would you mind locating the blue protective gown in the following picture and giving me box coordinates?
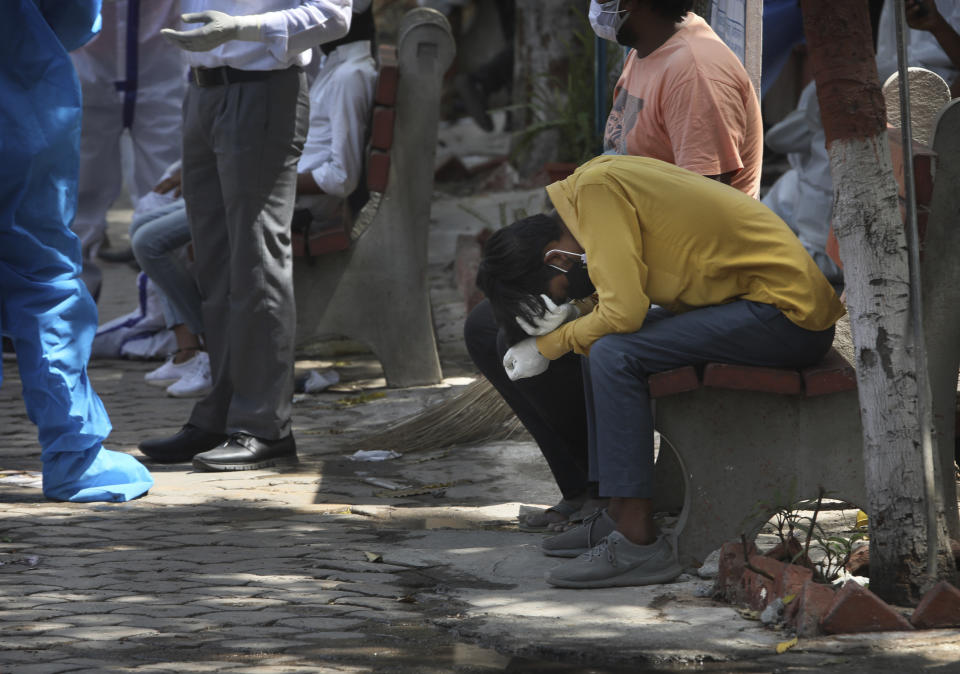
[0,0,153,502]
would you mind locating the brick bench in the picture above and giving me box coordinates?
[648,348,857,399]
[649,349,866,565]
[292,8,454,387]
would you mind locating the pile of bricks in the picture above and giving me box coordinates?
[714,540,960,636]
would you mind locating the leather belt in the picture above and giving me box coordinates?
[190,66,282,87]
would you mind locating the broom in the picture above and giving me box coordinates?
[352,377,524,453]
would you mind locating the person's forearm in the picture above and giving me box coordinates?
[929,14,960,75]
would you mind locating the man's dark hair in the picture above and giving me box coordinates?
[649,0,694,22]
[476,212,564,345]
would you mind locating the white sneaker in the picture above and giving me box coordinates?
[165,351,213,398]
[145,351,202,387]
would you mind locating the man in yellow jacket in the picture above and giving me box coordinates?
[477,154,844,588]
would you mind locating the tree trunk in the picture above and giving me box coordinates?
[511,0,582,176]
[801,0,957,604]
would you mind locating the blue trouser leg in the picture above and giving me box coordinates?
[0,0,152,502]
[584,301,834,498]
[130,201,204,334]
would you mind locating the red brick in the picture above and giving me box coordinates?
[791,580,836,637]
[367,151,390,193]
[911,581,960,629]
[649,366,700,398]
[374,46,398,105]
[306,225,350,256]
[802,348,858,397]
[775,562,814,600]
[739,555,786,610]
[844,545,870,576]
[764,535,804,562]
[714,540,758,602]
[821,581,914,634]
[703,363,803,395]
[370,106,395,151]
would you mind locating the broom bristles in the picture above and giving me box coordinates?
[352,377,524,453]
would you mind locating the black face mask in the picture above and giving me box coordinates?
[563,263,596,301]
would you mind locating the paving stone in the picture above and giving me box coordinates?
[0,635,77,650]
[131,662,238,672]
[2,663,88,674]
[52,613,130,627]
[190,609,299,625]
[45,624,161,640]
[217,637,305,652]
[98,580,207,593]
[910,580,960,628]
[0,620,74,634]
[289,630,366,641]
[113,615,220,633]
[184,596,289,609]
[0,608,78,621]
[821,581,914,634]
[0,597,73,609]
[275,616,368,631]
[109,604,215,618]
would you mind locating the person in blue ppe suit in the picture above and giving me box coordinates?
[0,0,154,502]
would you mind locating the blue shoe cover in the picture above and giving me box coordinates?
[43,447,154,503]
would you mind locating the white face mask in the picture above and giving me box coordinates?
[588,0,631,44]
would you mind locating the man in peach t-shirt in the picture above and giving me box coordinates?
[605,8,763,197]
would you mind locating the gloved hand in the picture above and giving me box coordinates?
[516,294,580,336]
[502,338,550,381]
[161,11,263,52]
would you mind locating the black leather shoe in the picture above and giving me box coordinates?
[138,424,227,464]
[192,433,297,472]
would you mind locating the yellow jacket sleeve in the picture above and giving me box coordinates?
[536,183,652,359]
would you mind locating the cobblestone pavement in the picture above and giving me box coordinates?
[2,192,960,673]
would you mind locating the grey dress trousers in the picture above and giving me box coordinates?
[181,66,309,440]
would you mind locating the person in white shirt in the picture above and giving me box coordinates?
[875,0,960,94]
[130,3,375,405]
[138,0,352,472]
[296,2,377,222]
[763,0,960,289]
[70,0,186,295]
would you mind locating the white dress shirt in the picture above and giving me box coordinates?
[297,40,377,219]
[176,0,352,70]
[876,0,960,85]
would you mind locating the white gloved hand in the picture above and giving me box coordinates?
[502,338,550,381]
[516,294,580,336]
[161,11,263,52]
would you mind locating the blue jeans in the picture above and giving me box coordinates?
[583,301,835,498]
[129,200,204,335]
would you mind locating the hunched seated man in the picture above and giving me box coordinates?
[476,154,844,588]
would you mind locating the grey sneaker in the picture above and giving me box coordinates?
[545,532,683,588]
[541,509,616,558]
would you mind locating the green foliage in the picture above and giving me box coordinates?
[766,490,868,584]
[512,10,622,165]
